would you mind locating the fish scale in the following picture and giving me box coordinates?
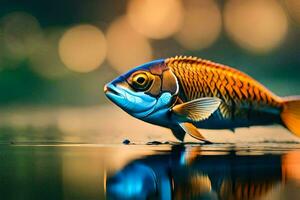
[105,55,300,142]
[166,56,282,120]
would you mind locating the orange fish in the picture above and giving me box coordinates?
[104,56,300,143]
[106,147,283,199]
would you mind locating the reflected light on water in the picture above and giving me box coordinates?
[58,24,106,73]
[224,0,288,54]
[127,0,183,39]
[3,144,300,199]
[175,0,221,50]
[61,146,156,199]
[183,174,212,197]
[282,151,300,184]
[106,146,288,200]
[62,149,104,199]
[2,12,43,59]
[106,16,152,73]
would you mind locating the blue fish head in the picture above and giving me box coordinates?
[104,59,179,120]
[106,163,157,199]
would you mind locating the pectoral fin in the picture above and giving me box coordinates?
[172,97,221,121]
[179,122,212,144]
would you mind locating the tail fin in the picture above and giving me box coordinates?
[281,96,300,137]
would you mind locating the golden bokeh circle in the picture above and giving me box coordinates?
[59,24,106,73]
[127,0,183,39]
[224,0,288,53]
[106,16,152,73]
[175,0,222,50]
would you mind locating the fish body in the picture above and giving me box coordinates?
[104,56,300,143]
[106,147,283,200]
[166,56,283,129]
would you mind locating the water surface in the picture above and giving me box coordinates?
[1,143,300,200]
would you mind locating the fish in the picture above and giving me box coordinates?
[104,56,300,143]
[106,146,283,200]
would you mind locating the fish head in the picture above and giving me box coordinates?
[106,163,157,199]
[104,59,179,120]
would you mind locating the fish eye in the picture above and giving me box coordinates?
[136,76,146,84]
[131,72,152,91]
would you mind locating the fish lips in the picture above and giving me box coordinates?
[104,83,125,102]
[104,83,158,117]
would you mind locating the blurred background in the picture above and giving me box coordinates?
[0,0,300,143]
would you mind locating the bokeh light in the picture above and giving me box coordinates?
[2,12,43,59]
[175,0,221,50]
[106,16,152,73]
[224,0,288,53]
[127,0,183,39]
[58,24,106,73]
[285,0,300,25]
[30,28,70,79]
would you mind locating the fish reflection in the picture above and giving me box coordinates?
[106,146,283,200]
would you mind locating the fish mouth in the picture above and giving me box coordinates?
[105,86,119,96]
[104,84,123,98]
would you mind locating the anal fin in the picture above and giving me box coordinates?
[179,122,212,144]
